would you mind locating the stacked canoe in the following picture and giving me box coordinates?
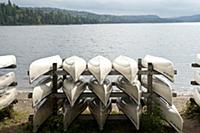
[28,55,183,133]
[0,55,17,111]
[191,54,200,107]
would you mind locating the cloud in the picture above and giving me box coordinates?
[1,0,200,17]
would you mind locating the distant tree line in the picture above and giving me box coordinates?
[1,0,200,25]
[0,0,100,25]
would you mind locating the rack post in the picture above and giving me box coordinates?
[52,63,58,114]
[138,58,142,82]
[147,63,153,113]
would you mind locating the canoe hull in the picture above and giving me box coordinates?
[63,77,86,106]
[89,98,112,130]
[0,87,17,110]
[0,72,16,87]
[63,56,86,82]
[29,55,62,83]
[152,95,183,133]
[88,78,112,106]
[117,97,141,130]
[0,55,16,69]
[115,76,141,105]
[88,55,112,85]
[142,55,174,82]
[113,55,138,83]
[142,75,173,105]
[33,96,54,133]
[63,98,88,129]
[193,86,200,107]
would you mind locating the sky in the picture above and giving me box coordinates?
[1,0,200,17]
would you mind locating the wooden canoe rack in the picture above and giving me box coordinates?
[28,58,177,132]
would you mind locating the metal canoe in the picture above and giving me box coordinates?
[152,94,183,133]
[32,77,62,107]
[89,98,112,130]
[0,55,16,69]
[29,55,62,83]
[142,75,173,105]
[142,55,175,82]
[0,72,16,88]
[33,96,54,133]
[116,96,141,130]
[115,76,141,105]
[63,56,86,82]
[63,77,86,106]
[88,55,112,85]
[63,98,88,129]
[0,87,17,110]
[113,55,138,83]
[88,78,112,106]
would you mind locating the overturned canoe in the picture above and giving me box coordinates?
[196,54,200,65]
[142,75,173,105]
[113,55,138,83]
[88,78,112,106]
[63,56,86,82]
[0,72,16,87]
[89,98,112,130]
[194,71,200,85]
[142,55,175,82]
[32,77,62,107]
[33,96,54,133]
[29,55,62,83]
[117,97,141,130]
[152,95,183,133]
[115,76,141,105]
[63,98,88,129]
[0,87,17,110]
[193,86,200,107]
[63,77,86,106]
[0,55,16,69]
[88,55,112,85]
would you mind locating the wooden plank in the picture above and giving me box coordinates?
[192,63,200,67]
[78,114,128,120]
[191,81,199,85]
[52,92,127,99]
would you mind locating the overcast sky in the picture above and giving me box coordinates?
[1,0,200,17]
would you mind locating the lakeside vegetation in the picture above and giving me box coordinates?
[1,1,200,25]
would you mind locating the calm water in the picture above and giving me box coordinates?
[0,23,200,90]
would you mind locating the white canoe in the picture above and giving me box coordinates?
[115,76,141,105]
[63,77,86,106]
[0,87,17,110]
[196,54,200,65]
[193,86,200,107]
[33,97,53,133]
[63,56,86,82]
[88,78,112,106]
[194,71,200,85]
[63,98,88,129]
[88,55,112,85]
[142,75,173,105]
[0,55,16,69]
[89,98,112,130]
[117,97,141,130]
[0,72,16,87]
[153,95,183,133]
[142,55,175,82]
[113,55,138,83]
[29,55,62,83]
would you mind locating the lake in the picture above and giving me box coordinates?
[0,23,200,90]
